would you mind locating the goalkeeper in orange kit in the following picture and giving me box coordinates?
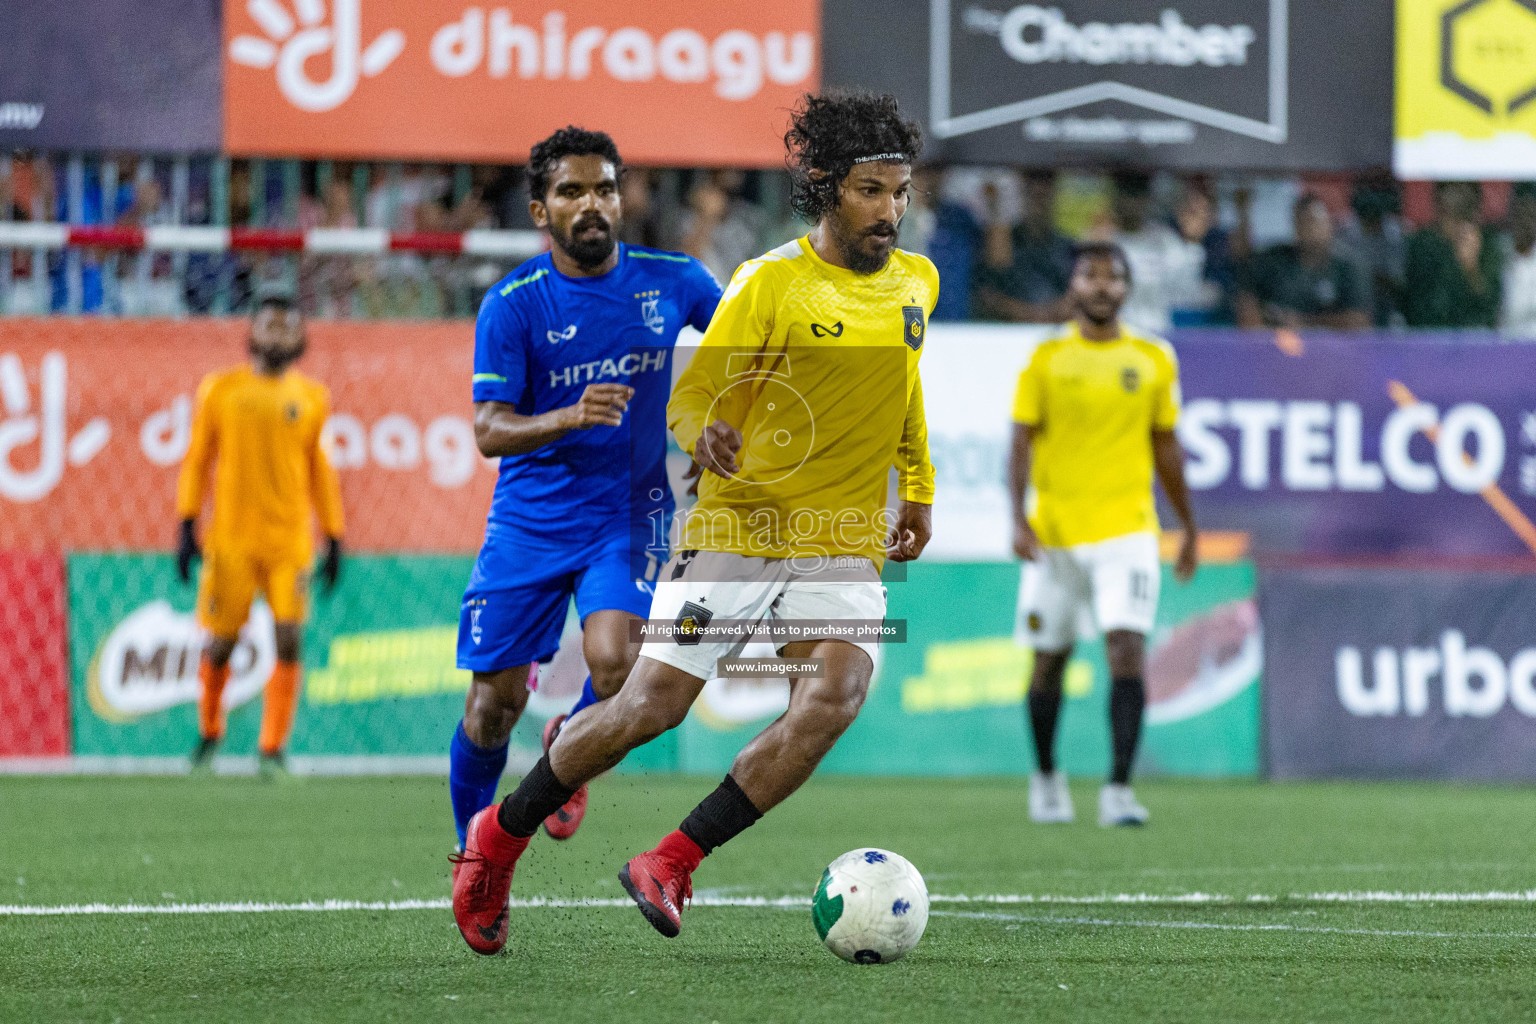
[175,295,345,776]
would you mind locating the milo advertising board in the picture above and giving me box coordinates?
[67,552,676,771]
[68,550,1256,777]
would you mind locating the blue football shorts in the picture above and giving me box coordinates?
[456,518,667,673]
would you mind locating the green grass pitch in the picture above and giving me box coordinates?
[2,774,1534,1023]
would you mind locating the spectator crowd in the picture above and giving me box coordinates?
[2,152,1534,337]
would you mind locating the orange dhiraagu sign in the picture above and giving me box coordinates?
[0,319,496,553]
[223,0,821,165]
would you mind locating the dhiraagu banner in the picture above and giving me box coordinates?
[677,557,1260,779]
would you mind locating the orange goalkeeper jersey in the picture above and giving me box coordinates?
[175,365,344,562]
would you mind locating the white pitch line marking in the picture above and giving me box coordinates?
[5,890,1536,917]
[928,889,1536,905]
[936,910,1536,941]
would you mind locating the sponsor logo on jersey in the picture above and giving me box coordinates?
[546,350,668,389]
[546,324,577,345]
[810,321,844,337]
[902,306,926,351]
[1121,366,1141,393]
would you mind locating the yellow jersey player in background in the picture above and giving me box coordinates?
[450,90,935,954]
[175,295,345,778]
[1008,242,1198,828]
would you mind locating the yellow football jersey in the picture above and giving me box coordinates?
[176,365,344,562]
[1011,321,1181,548]
[669,236,938,565]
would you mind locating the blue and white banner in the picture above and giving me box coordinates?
[1261,567,1536,780]
[917,326,1536,561]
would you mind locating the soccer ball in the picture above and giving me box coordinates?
[812,848,929,964]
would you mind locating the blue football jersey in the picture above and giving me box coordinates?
[470,244,721,553]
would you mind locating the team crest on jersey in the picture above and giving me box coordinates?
[1121,367,1141,393]
[284,402,300,423]
[674,600,712,646]
[636,289,665,335]
[902,306,925,351]
[546,324,577,345]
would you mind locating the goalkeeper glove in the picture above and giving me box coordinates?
[319,536,343,593]
[176,519,201,584]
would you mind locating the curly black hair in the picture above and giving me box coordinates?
[784,91,923,221]
[527,126,623,201]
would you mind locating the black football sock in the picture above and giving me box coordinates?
[1027,684,1063,775]
[496,755,576,838]
[1109,676,1146,786]
[677,774,763,856]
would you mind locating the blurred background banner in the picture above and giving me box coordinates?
[827,0,1394,169]
[1396,0,1536,179]
[7,321,1531,558]
[67,552,475,762]
[0,319,493,552]
[1262,566,1536,779]
[222,0,821,164]
[0,0,221,152]
[1174,332,1536,559]
[917,326,1536,561]
[680,560,1260,779]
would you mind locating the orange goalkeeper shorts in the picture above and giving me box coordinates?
[197,546,310,638]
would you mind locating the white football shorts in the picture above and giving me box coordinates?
[641,550,888,680]
[1014,531,1160,651]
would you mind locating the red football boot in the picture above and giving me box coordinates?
[449,806,529,955]
[618,848,695,938]
[541,714,589,841]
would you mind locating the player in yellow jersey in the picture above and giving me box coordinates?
[1008,242,1198,827]
[175,296,344,777]
[451,91,934,953]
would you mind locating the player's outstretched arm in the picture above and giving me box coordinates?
[1153,428,1199,582]
[473,385,633,458]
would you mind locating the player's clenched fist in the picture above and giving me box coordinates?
[694,418,742,479]
[562,383,633,429]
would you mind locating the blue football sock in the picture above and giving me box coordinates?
[448,720,508,848]
[567,675,600,720]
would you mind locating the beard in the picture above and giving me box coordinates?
[249,337,305,372]
[832,220,898,275]
[554,214,617,269]
[1076,296,1120,327]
